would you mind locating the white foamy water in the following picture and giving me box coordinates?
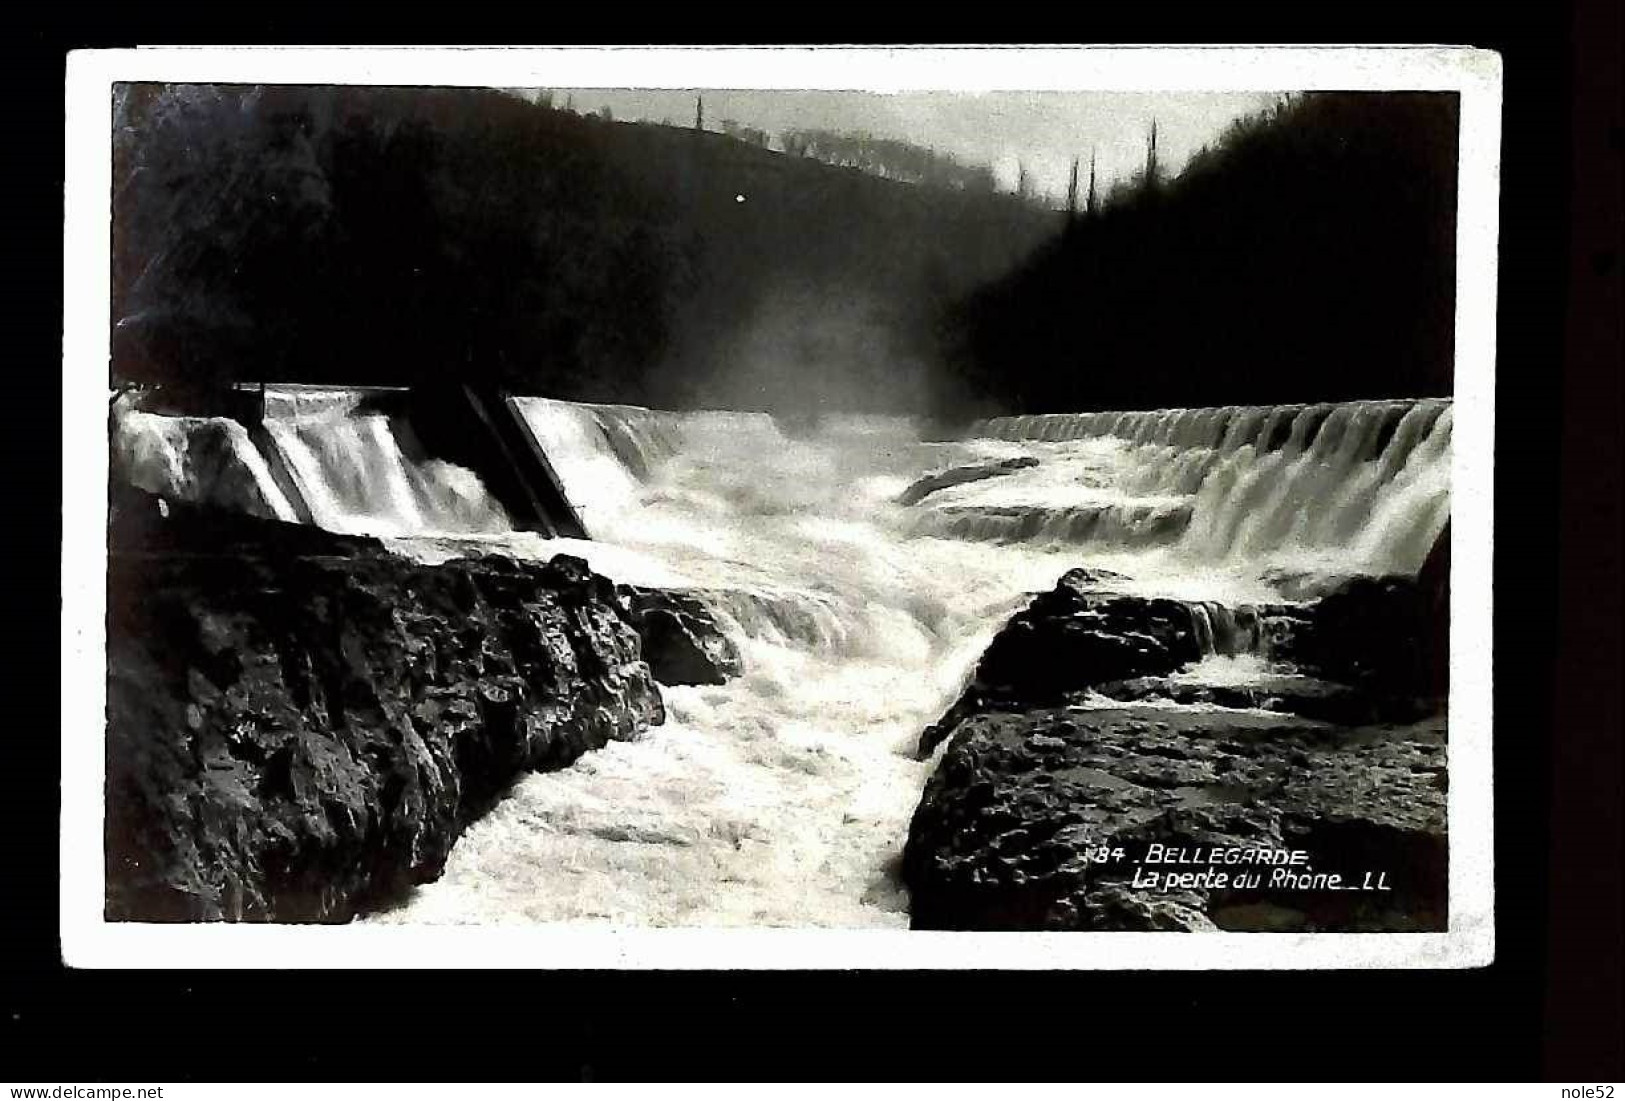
[367,396,1449,928]
[111,391,1450,927]
[263,416,510,537]
[257,386,511,538]
[372,412,1064,927]
[963,399,1453,578]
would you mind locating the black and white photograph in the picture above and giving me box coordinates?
[10,20,1619,1088]
[60,46,1505,969]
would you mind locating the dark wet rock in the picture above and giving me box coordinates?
[903,705,1447,932]
[974,569,1207,692]
[109,478,378,558]
[906,534,1451,931]
[917,568,1257,756]
[1419,524,1451,693]
[1269,534,1449,708]
[897,456,1039,506]
[1259,523,1449,706]
[620,587,744,686]
[105,488,665,923]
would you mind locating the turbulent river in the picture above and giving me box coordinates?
[116,391,1453,927]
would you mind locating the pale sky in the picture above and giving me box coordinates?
[536,89,1285,203]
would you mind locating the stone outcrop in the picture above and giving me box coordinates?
[917,568,1266,756]
[972,586,1199,695]
[105,489,665,922]
[1269,526,1450,706]
[896,456,1039,506]
[905,705,1447,932]
[905,542,1450,932]
[619,587,744,687]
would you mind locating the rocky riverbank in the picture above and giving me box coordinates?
[903,536,1450,932]
[105,489,668,922]
[619,587,744,686]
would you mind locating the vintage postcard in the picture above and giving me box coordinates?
[61,45,1501,968]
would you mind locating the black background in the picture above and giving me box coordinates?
[6,5,1620,1083]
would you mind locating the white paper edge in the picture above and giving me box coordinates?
[61,44,1501,970]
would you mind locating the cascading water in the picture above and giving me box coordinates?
[106,389,1447,926]
[510,396,746,537]
[366,395,1450,928]
[110,388,1452,926]
[371,410,1071,926]
[257,387,511,538]
[950,397,1452,578]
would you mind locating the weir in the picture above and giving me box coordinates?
[408,385,590,538]
[944,397,1452,577]
[510,397,708,539]
[110,390,1451,583]
[256,387,511,538]
[110,389,1452,586]
[363,396,1458,928]
[109,389,1454,929]
[112,384,592,540]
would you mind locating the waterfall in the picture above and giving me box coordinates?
[1187,601,1265,658]
[352,396,1451,929]
[507,398,658,537]
[370,411,1042,928]
[253,386,508,538]
[112,390,1449,599]
[958,398,1451,577]
[261,415,510,538]
[113,386,511,538]
[509,396,767,539]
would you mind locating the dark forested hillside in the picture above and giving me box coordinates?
[111,87,1458,419]
[111,84,1060,414]
[937,93,1461,419]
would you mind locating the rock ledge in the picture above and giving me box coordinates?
[105,490,665,922]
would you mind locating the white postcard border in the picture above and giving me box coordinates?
[61,44,1501,970]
